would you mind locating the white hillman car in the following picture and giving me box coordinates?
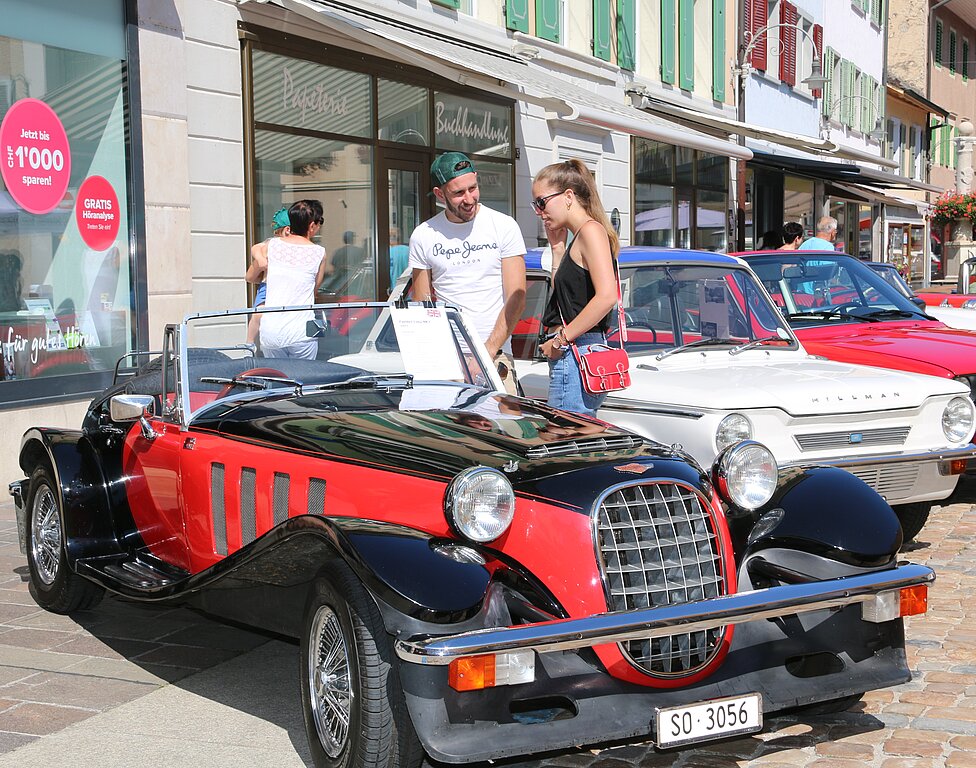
[513,248,976,541]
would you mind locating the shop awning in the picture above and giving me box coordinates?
[243,0,752,160]
[827,182,931,220]
[638,96,900,170]
[748,140,943,194]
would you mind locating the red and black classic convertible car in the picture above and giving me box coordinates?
[10,302,933,767]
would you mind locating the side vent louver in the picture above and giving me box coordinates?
[211,463,227,555]
[308,478,327,516]
[240,468,257,544]
[272,473,290,525]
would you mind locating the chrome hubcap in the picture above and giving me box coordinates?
[308,604,351,757]
[31,484,61,586]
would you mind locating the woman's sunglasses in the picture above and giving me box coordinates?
[531,190,565,214]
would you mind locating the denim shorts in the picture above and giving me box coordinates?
[254,282,267,306]
[547,331,608,417]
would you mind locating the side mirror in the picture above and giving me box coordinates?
[911,297,926,310]
[109,394,159,441]
[306,318,328,338]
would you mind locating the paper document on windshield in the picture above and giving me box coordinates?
[699,279,730,339]
[391,306,466,381]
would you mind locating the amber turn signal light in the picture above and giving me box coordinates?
[899,584,928,616]
[449,655,496,691]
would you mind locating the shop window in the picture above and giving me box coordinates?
[434,91,511,157]
[634,139,728,251]
[378,79,429,145]
[252,50,372,138]
[0,32,133,399]
[254,130,375,300]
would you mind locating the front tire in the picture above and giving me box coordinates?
[300,563,423,768]
[25,467,104,613]
[892,502,931,543]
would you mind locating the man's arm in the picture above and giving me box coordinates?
[484,255,526,358]
[411,267,434,302]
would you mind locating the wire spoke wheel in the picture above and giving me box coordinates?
[30,483,62,585]
[308,605,352,757]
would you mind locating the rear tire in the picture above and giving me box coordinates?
[25,467,104,613]
[300,563,423,768]
[892,502,931,543]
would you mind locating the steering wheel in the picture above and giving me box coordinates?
[216,367,286,399]
[821,302,862,318]
[618,310,658,343]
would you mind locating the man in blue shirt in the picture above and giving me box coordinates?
[799,216,839,251]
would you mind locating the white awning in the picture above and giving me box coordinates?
[640,95,898,169]
[245,0,752,160]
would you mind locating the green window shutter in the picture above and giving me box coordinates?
[839,60,850,125]
[950,30,958,74]
[661,0,676,84]
[963,39,970,80]
[535,0,562,43]
[617,0,636,70]
[712,0,726,100]
[859,74,870,133]
[822,47,836,117]
[848,65,858,127]
[953,126,959,169]
[678,0,694,90]
[593,0,612,60]
[935,20,943,67]
[505,0,530,32]
[431,0,461,8]
[871,0,883,27]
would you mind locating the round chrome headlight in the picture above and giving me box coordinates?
[716,413,753,452]
[712,441,778,511]
[942,396,976,443]
[444,467,515,543]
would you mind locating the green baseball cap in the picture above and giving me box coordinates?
[430,152,476,187]
[272,207,290,230]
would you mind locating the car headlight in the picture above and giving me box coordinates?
[942,396,976,443]
[716,413,753,452]
[712,441,778,511]
[445,467,515,542]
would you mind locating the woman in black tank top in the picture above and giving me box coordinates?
[531,160,620,416]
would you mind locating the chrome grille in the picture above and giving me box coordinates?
[240,468,257,544]
[211,463,226,555]
[526,435,643,458]
[272,473,290,525]
[849,464,920,497]
[307,478,327,516]
[595,482,725,677]
[795,426,910,452]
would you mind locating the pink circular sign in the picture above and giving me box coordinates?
[0,98,71,215]
[76,175,120,251]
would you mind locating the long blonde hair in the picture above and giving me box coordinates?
[534,159,620,258]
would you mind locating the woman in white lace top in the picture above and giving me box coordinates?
[246,199,330,359]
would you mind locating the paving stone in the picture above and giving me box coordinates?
[0,731,37,754]
[882,735,949,757]
[812,741,873,759]
[948,751,976,768]
[0,671,158,709]
[0,701,95,735]
[0,628,82,651]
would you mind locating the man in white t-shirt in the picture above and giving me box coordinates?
[409,152,526,394]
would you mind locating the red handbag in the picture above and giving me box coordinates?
[559,264,630,395]
[571,343,631,394]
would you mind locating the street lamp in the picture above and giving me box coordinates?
[821,95,886,141]
[730,21,827,249]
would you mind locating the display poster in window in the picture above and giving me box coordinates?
[699,279,730,339]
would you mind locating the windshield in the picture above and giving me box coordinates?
[158,303,494,423]
[614,263,796,356]
[746,253,927,324]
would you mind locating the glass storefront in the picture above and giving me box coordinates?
[634,139,729,251]
[0,1,134,405]
[247,44,516,298]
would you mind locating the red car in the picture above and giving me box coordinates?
[914,255,976,308]
[739,251,976,404]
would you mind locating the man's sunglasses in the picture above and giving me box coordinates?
[531,190,565,214]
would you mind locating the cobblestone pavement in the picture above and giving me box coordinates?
[1,483,975,767]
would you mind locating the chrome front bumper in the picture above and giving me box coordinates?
[394,563,934,665]
[781,443,976,470]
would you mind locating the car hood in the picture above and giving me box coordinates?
[193,384,662,481]
[605,352,965,416]
[795,321,976,377]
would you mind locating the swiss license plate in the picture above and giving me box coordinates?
[655,692,762,749]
